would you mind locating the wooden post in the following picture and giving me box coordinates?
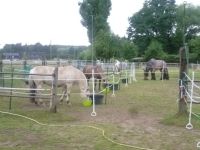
[178,46,188,114]
[9,68,14,110]
[50,67,58,113]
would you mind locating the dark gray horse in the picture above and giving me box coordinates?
[144,58,169,80]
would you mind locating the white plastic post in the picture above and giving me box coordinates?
[186,72,194,130]
[125,70,128,87]
[132,63,136,81]
[91,68,97,117]
[129,63,136,83]
[112,73,115,97]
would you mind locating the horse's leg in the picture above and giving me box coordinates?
[94,79,97,91]
[99,79,101,91]
[29,79,37,105]
[87,78,90,86]
[144,70,148,80]
[163,68,169,80]
[163,72,166,80]
[65,83,72,105]
[59,85,67,103]
[166,69,169,80]
[151,71,156,80]
[160,69,163,80]
[36,84,46,107]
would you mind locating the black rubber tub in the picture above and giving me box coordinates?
[89,94,104,104]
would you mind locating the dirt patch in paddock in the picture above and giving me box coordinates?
[6,97,199,150]
[22,101,164,133]
[64,103,161,131]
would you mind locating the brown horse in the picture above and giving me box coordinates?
[83,64,105,91]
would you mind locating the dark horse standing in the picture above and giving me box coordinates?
[144,59,169,80]
[83,64,105,91]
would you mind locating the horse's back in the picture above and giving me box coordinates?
[30,66,55,74]
[62,65,86,80]
[147,59,167,69]
[83,65,104,79]
[83,65,92,74]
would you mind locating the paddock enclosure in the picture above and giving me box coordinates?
[1,59,200,150]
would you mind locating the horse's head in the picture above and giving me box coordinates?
[80,88,91,99]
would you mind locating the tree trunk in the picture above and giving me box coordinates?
[178,47,188,114]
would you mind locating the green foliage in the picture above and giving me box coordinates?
[93,32,138,61]
[94,30,112,60]
[120,38,138,61]
[1,43,87,60]
[128,0,176,55]
[144,40,166,60]
[176,4,200,41]
[165,54,179,63]
[189,36,200,59]
[161,113,189,127]
[79,47,92,60]
[79,0,111,43]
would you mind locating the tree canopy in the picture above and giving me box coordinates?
[79,0,111,43]
[127,0,176,55]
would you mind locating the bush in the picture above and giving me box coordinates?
[165,54,179,63]
[144,40,166,61]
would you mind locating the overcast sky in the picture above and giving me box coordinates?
[0,0,199,47]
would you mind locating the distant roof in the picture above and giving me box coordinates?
[3,52,19,56]
[132,57,143,60]
[132,57,143,62]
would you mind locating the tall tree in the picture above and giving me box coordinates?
[127,0,176,55]
[176,4,200,44]
[79,0,111,43]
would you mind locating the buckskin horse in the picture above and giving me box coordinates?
[27,65,90,106]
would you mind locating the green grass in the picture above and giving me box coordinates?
[1,67,200,149]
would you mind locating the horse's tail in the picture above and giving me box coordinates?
[29,79,37,104]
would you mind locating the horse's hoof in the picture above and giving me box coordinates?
[66,101,72,105]
[34,102,39,106]
[59,100,63,104]
[67,103,72,106]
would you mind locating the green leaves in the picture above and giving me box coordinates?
[144,40,166,60]
[79,0,111,43]
[128,0,176,55]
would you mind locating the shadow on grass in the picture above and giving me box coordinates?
[161,112,200,129]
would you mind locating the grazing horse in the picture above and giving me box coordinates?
[27,65,90,106]
[83,64,105,91]
[144,58,169,80]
